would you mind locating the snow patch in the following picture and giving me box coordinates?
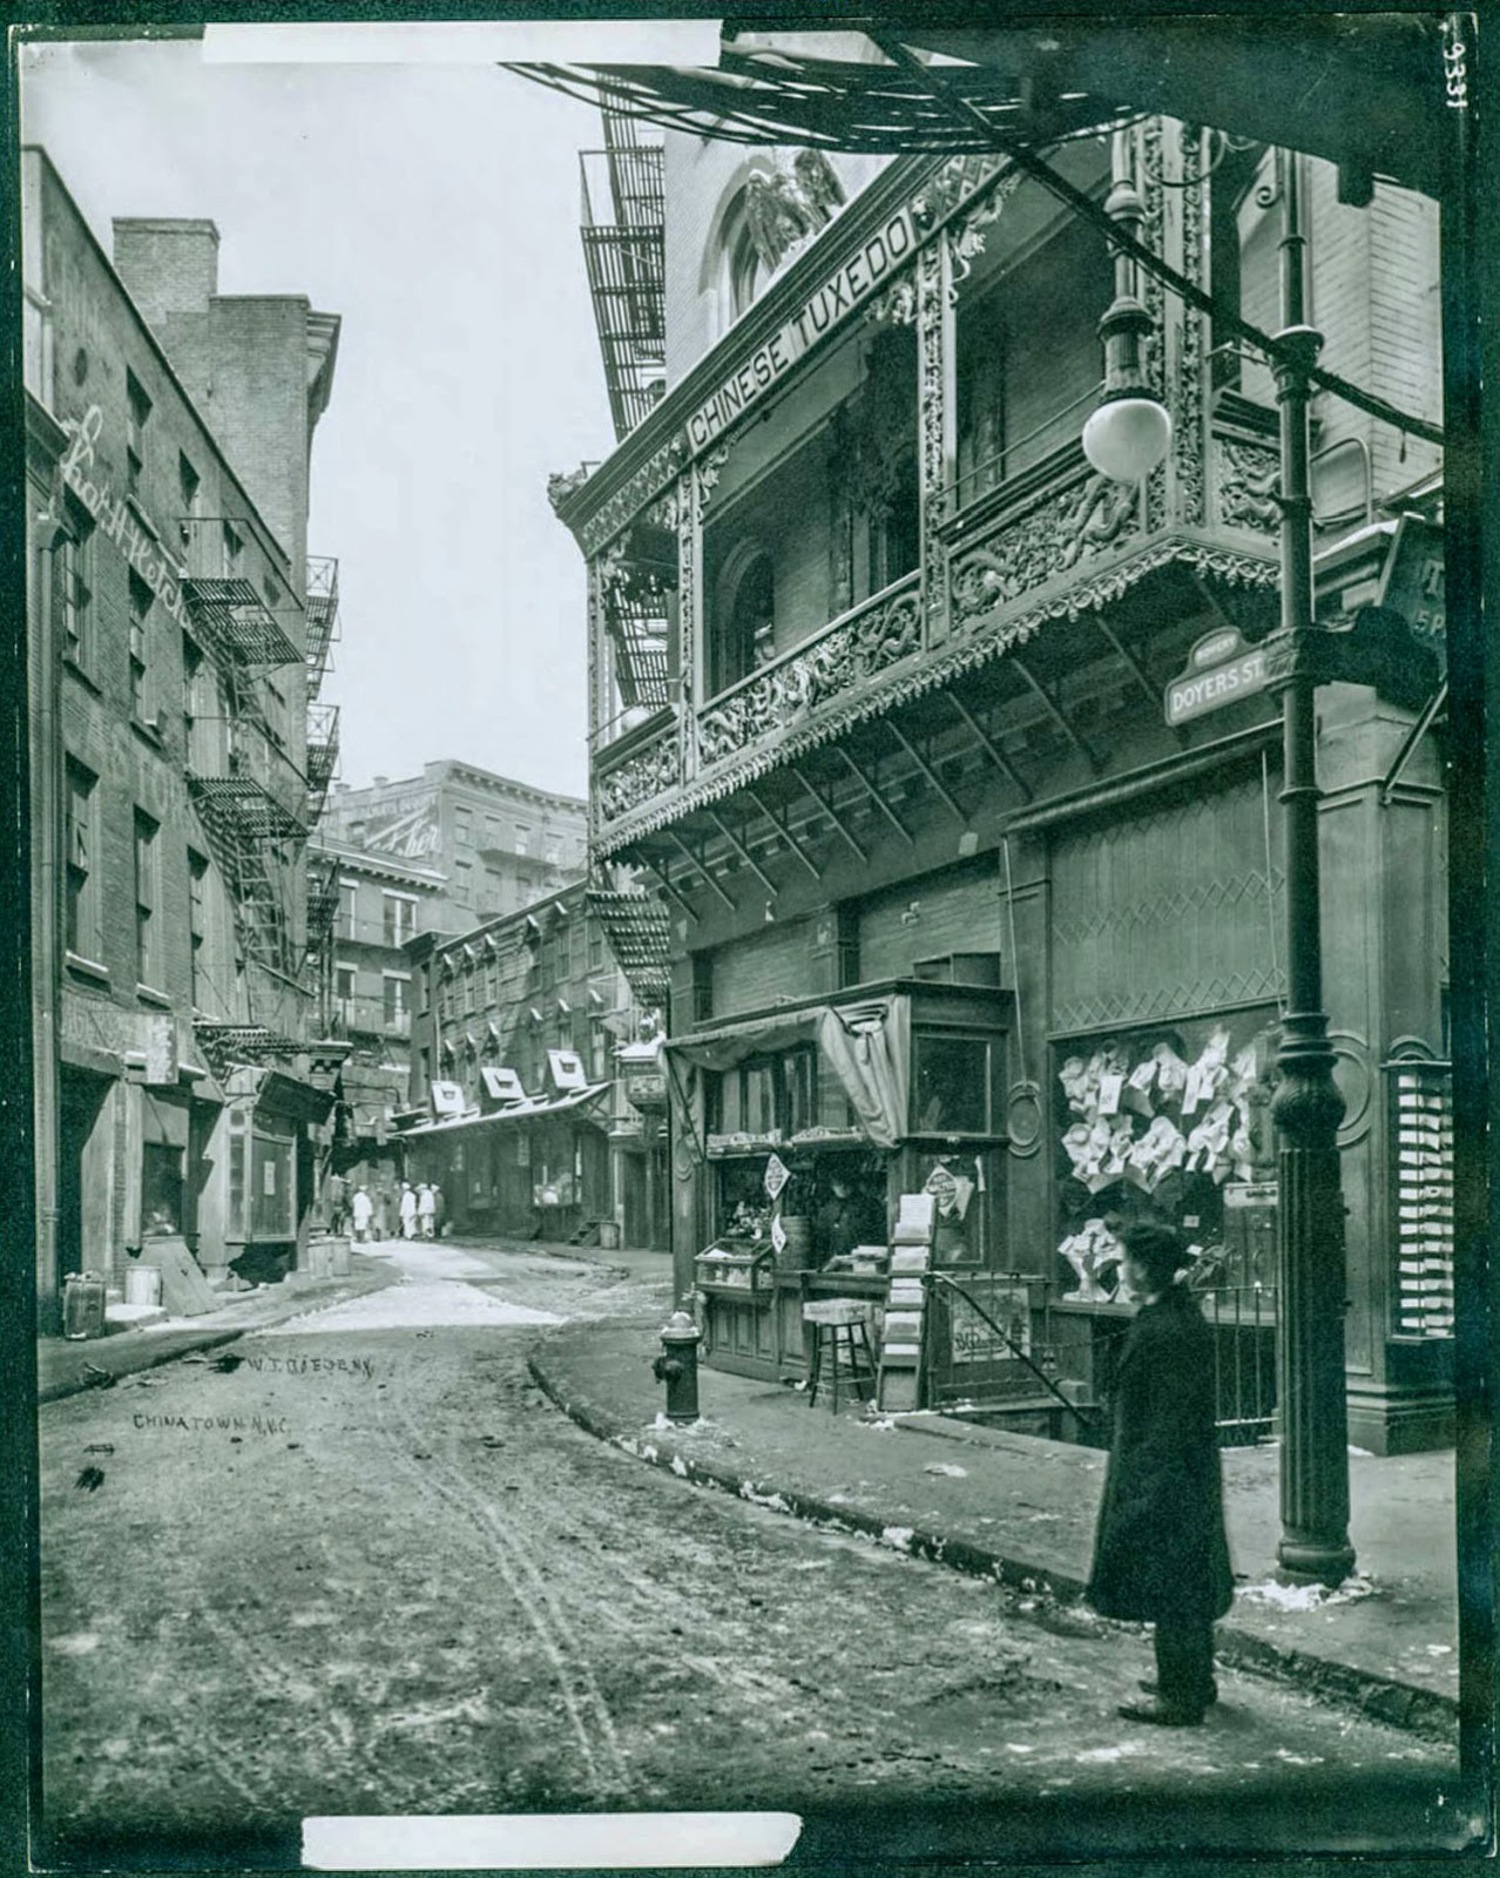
[880,1526,915,1552]
[275,1278,564,1334]
[1236,1573,1376,1611]
[48,1632,101,1656]
[923,1462,968,1478]
[1075,1743,1142,1763]
[1274,1748,1326,1766]
[739,1482,791,1513]
[863,1417,896,1432]
[670,1455,689,1477]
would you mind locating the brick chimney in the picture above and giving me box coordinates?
[111,217,220,331]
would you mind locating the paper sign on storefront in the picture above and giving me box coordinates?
[763,1153,790,1202]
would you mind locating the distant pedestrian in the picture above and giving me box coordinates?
[326,1170,347,1235]
[350,1184,373,1243]
[417,1182,436,1240]
[1086,1223,1233,1727]
[431,1181,446,1238]
[399,1181,418,1240]
[373,1188,389,1242]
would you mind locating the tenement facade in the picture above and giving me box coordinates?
[403,882,669,1250]
[552,119,1448,1451]
[24,148,344,1321]
[319,761,588,932]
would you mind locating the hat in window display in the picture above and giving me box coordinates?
[1058,1056,1092,1114]
[1061,1120,1098,1182]
[1125,1113,1187,1192]
[1122,1054,1159,1116]
[1151,1041,1190,1105]
[1184,1099,1236,1177]
[1059,1218,1120,1303]
[1100,1117,1136,1184]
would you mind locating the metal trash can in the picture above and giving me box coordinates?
[63,1271,107,1340]
[124,1265,162,1308]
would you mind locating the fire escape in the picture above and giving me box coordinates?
[579,109,666,443]
[180,546,308,988]
[580,110,673,719]
[302,556,343,1018]
[304,555,342,829]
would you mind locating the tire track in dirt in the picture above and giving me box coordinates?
[193,1604,391,1807]
[369,1336,631,1800]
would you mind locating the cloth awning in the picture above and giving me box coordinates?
[665,992,912,1148]
[141,1090,190,1148]
[403,1082,611,1137]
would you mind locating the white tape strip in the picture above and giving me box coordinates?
[302,1811,801,1870]
[203,22,724,65]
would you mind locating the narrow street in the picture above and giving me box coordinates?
[39,1240,1458,1864]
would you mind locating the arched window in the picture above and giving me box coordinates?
[712,544,775,695]
[727,211,767,322]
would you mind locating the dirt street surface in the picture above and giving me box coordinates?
[39,1241,1464,1865]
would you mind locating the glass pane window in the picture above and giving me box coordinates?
[743,1060,777,1136]
[133,809,158,987]
[64,760,99,960]
[382,892,416,947]
[911,1032,996,1135]
[142,1144,183,1237]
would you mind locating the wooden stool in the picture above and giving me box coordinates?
[802,1299,876,1411]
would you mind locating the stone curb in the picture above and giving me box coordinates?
[38,1265,404,1405]
[526,1345,1459,1745]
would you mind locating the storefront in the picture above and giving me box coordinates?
[209,1065,335,1284]
[403,1082,612,1242]
[667,978,1012,1383]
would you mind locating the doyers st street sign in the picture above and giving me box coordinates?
[1164,627,1271,726]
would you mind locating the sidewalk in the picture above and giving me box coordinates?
[528,1303,1461,1742]
[36,1252,405,1403]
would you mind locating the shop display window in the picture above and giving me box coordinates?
[707,1045,848,1149]
[907,1147,1006,1270]
[1051,1008,1279,1304]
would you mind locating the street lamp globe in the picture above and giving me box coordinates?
[1082,393,1173,484]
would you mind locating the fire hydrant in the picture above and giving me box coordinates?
[652,1309,702,1423]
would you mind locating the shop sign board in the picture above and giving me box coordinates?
[770,1213,788,1255]
[686,206,918,454]
[61,993,175,1082]
[59,406,195,632]
[1377,513,1445,672]
[763,1152,791,1202]
[945,1280,1031,1365]
[1164,626,1272,726]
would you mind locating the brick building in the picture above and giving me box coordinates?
[552,114,1450,1450]
[319,761,588,930]
[306,833,446,1208]
[402,882,668,1248]
[23,147,344,1322]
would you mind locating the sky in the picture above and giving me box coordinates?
[18,26,656,801]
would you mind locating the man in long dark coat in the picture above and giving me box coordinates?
[1086,1223,1234,1725]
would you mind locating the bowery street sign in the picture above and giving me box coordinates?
[1164,626,1271,726]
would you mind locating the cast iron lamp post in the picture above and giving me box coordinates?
[1085,145,1355,1586]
